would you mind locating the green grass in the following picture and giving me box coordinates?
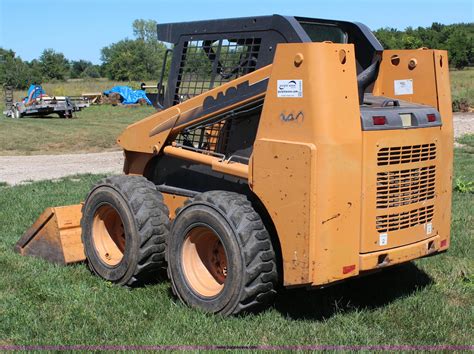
[451,68,474,110]
[457,134,474,148]
[0,105,155,155]
[0,152,472,347]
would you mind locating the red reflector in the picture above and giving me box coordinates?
[373,116,386,125]
[441,239,447,248]
[427,113,436,122]
[343,264,356,274]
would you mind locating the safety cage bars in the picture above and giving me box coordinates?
[173,100,263,165]
[173,37,262,105]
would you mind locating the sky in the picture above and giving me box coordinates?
[1,0,473,64]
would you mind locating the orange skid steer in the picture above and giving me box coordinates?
[16,15,453,315]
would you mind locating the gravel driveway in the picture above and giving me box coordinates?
[0,151,123,185]
[1,113,473,186]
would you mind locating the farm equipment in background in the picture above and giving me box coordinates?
[3,84,89,118]
[16,15,453,315]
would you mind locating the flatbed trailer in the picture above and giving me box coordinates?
[4,95,89,118]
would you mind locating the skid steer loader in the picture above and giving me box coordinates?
[16,15,453,315]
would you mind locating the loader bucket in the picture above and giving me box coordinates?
[15,205,85,265]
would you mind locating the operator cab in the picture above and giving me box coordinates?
[149,15,383,110]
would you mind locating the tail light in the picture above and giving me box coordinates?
[373,116,387,125]
[427,113,436,122]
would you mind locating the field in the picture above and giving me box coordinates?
[0,139,472,348]
[451,68,474,110]
[0,105,154,155]
[1,79,154,155]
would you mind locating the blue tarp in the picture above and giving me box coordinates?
[24,84,46,103]
[103,86,152,105]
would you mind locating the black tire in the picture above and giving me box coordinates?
[81,175,170,286]
[167,191,278,315]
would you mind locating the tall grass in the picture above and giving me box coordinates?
[450,68,474,111]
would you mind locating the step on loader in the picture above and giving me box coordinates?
[16,15,453,315]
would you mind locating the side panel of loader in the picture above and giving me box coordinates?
[252,43,363,286]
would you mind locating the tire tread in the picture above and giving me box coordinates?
[174,190,278,315]
[82,175,169,286]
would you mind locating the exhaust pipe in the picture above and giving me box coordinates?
[357,58,381,105]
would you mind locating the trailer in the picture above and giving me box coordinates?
[3,85,89,118]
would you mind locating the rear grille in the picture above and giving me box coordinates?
[376,166,436,208]
[376,205,434,232]
[377,144,436,166]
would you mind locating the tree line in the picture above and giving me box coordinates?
[374,22,473,69]
[1,20,472,90]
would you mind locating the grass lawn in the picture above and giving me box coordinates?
[0,141,472,347]
[0,105,155,155]
[450,67,474,108]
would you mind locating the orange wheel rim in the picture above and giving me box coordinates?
[92,204,125,266]
[182,226,228,297]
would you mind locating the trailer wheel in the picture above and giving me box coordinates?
[81,176,170,286]
[167,191,278,315]
[12,107,20,119]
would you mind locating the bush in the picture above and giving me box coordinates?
[452,96,470,112]
[454,176,474,193]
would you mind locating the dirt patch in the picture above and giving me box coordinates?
[0,151,123,185]
[453,112,474,139]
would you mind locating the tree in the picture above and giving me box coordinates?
[82,65,101,78]
[445,28,472,69]
[0,48,38,89]
[39,49,69,80]
[70,59,92,78]
[132,19,158,42]
[101,19,167,81]
[373,22,473,69]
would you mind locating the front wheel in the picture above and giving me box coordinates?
[81,176,170,286]
[167,191,278,315]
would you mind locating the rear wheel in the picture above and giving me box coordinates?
[81,175,170,286]
[167,191,278,315]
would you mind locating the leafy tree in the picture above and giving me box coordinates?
[0,48,38,89]
[39,49,69,80]
[101,19,167,81]
[101,39,149,80]
[374,22,473,69]
[445,28,472,69]
[132,19,158,42]
[70,59,92,78]
[82,65,101,78]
